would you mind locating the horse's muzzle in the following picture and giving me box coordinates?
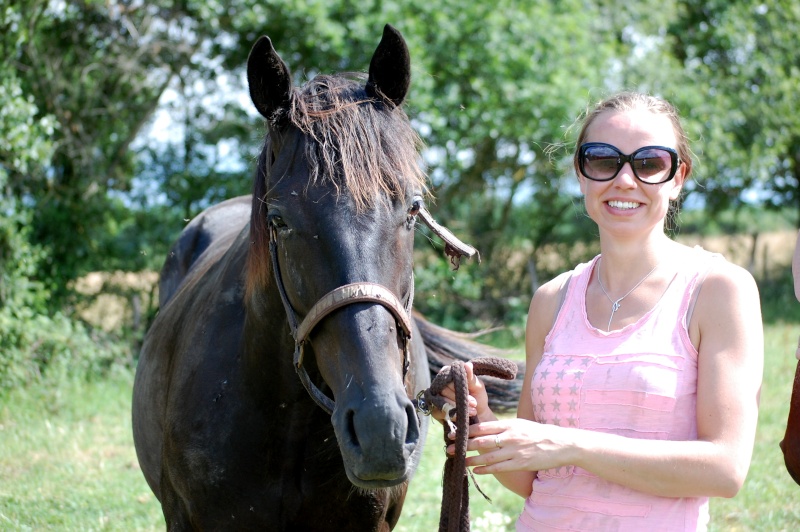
[333,390,420,488]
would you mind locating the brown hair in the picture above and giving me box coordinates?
[572,91,693,181]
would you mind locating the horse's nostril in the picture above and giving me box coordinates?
[345,409,359,449]
[404,402,420,445]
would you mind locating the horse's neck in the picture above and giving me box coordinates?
[241,274,304,385]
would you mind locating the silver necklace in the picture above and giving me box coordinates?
[596,258,659,331]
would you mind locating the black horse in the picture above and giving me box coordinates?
[132,25,518,530]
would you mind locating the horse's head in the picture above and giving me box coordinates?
[245,25,427,489]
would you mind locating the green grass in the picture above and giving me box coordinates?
[0,373,162,530]
[1,323,799,530]
[707,321,800,530]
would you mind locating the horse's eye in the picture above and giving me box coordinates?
[269,215,287,229]
[408,199,422,217]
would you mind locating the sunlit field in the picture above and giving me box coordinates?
[1,322,798,530]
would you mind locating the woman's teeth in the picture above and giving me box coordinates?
[608,200,640,210]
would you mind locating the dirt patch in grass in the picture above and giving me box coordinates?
[73,270,159,332]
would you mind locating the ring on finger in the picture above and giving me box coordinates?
[494,434,501,448]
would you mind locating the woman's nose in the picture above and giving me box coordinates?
[614,162,638,187]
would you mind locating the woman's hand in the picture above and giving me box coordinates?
[430,361,494,424]
[446,418,574,475]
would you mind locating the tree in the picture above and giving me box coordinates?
[666,0,800,224]
[9,0,202,302]
[11,0,796,331]
[0,3,125,391]
[0,2,56,311]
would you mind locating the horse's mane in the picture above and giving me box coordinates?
[247,73,428,298]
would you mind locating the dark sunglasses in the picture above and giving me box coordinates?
[578,142,681,184]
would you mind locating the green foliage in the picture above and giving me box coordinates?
[0,11,129,395]
[678,205,796,236]
[665,0,800,221]
[5,0,206,302]
[4,0,800,333]
[759,272,800,325]
[0,74,53,310]
[0,307,129,395]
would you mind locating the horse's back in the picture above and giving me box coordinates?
[159,195,251,307]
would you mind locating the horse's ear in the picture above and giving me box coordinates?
[247,36,293,122]
[366,24,410,107]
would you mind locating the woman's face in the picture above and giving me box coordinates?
[578,108,686,239]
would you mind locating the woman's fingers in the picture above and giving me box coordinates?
[444,422,506,453]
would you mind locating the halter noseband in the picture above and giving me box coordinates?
[269,225,414,415]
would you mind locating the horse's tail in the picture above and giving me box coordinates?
[413,311,524,413]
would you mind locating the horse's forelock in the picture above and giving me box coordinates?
[288,74,428,211]
[246,74,428,298]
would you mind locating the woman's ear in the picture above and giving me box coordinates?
[668,164,686,201]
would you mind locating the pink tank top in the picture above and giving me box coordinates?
[517,249,717,531]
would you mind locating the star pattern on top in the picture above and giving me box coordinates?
[532,353,595,478]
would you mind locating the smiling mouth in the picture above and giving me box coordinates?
[607,200,641,210]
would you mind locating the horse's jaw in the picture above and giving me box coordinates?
[782,360,800,486]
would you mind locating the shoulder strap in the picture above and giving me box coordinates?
[550,270,573,331]
[685,252,722,327]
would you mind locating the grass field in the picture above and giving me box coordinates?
[1,323,799,531]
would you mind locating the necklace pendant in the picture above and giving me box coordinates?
[611,301,621,312]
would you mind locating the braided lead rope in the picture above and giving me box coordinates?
[420,356,518,532]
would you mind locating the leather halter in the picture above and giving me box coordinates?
[268,206,478,415]
[269,226,413,415]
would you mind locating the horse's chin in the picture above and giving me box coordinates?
[344,466,411,490]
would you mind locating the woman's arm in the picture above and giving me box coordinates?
[465,261,763,499]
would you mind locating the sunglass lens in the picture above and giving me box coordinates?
[583,146,620,179]
[632,149,672,181]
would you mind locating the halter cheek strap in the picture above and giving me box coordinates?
[294,283,413,415]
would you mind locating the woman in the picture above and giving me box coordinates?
[438,92,764,530]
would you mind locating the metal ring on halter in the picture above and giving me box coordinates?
[415,390,431,416]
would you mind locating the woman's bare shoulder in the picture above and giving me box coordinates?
[531,270,573,311]
[526,269,575,342]
[693,255,761,323]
